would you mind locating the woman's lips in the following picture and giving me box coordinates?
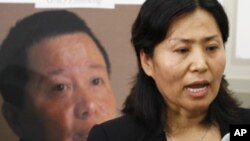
[185,80,210,98]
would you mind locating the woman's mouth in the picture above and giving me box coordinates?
[185,81,210,98]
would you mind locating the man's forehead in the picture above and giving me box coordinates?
[27,32,107,75]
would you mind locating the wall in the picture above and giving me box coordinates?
[223,0,250,108]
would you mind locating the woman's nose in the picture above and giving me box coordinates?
[74,93,98,120]
[189,50,208,73]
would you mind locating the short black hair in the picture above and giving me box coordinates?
[0,10,111,107]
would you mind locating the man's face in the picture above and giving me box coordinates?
[19,32,117,141]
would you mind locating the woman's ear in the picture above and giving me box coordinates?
[2,102,23,137]
[140,50,154,77]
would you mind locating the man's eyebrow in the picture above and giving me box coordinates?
[36,68,64,86]
[89,64,106,70]
[47,68,64,77]
[44,64,105,77]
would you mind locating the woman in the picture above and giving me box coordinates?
[87,0,250,141]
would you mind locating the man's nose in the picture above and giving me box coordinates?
[189,49,208,73]
[74,93,98,120]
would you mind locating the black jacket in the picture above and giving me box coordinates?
[87,108,250,141]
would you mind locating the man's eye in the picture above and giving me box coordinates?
[54,83,66,91]
[91,78,102,86]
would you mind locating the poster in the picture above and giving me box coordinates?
[115,0,145,5]
[0,0,34,3]
[35,0,115,9]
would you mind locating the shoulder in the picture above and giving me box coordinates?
[87,115,146,141]
[218,107,250,136]
[238,107,250,123]
[100,114,143,130]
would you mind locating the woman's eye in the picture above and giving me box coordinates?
[206,46,218,52]
[91,78,102,86]
[175,48,189,54]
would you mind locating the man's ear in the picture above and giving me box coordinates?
[140,50,154,77]
[2,102,23,137]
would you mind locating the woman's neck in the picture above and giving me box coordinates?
[166,108,208,133]
[165,108,221,141]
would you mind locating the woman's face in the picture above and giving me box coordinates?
[141,8,225,113]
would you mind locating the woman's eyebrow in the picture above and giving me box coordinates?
[169,34,220,43]
[203,35,220,42]
[169,38,194,44]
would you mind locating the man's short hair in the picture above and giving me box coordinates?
[0,10,111,107]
